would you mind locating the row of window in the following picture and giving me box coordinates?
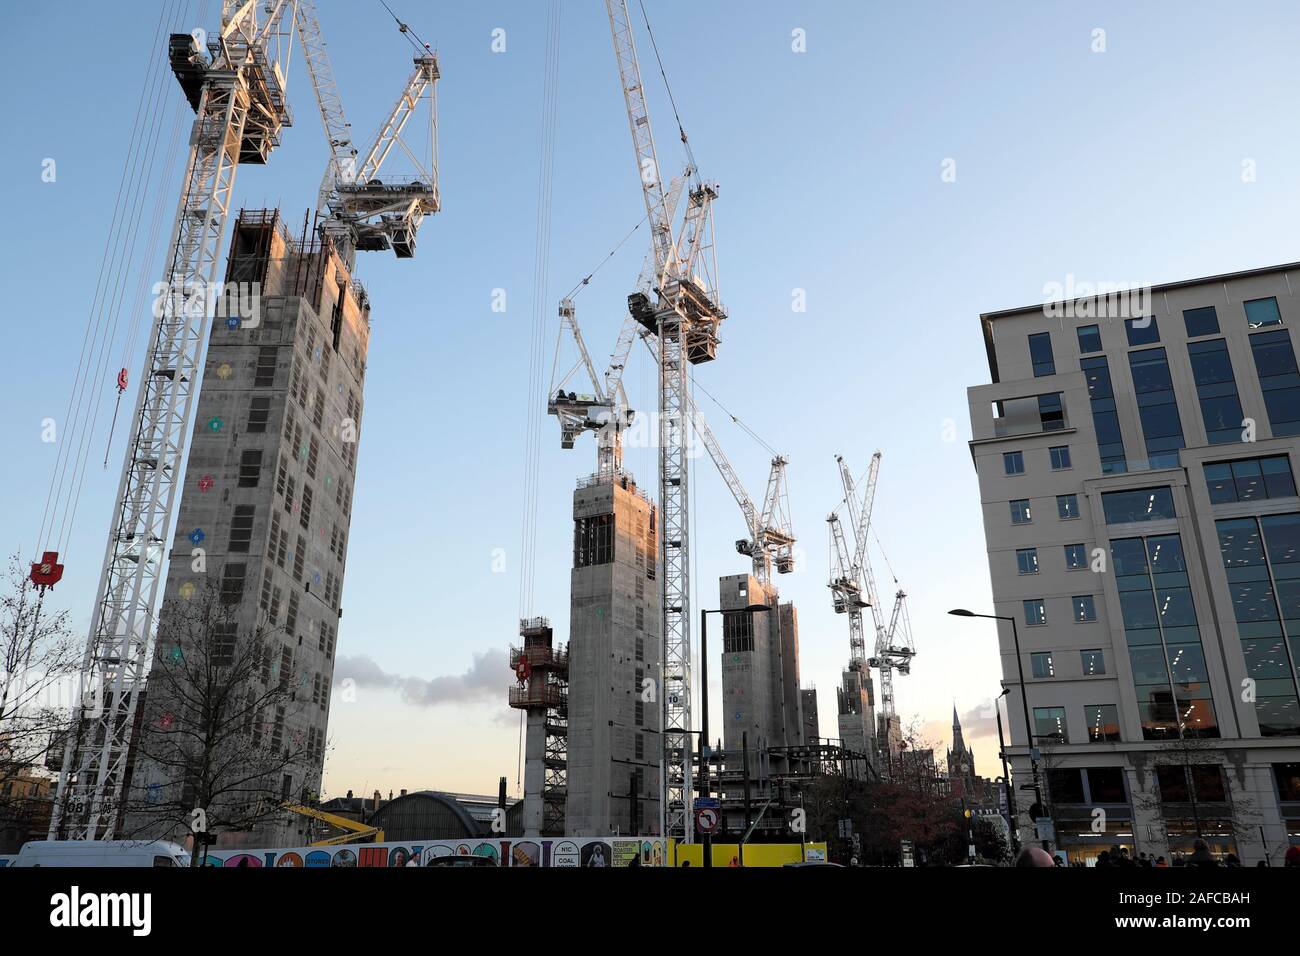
[1003,445,1071,475]
[1030,648,1107,678]
[1009,493,1080,524]
[1016,543,1091,575]
[1023,595,1097,625]
[1035,298,1286,377]
[1031,704,1121,744]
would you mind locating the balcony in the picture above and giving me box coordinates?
[510,644,568,673]
[508,684,567,712]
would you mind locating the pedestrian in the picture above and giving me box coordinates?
[1094,850,1113,868]
[1014,846,1055,867]
[1188,839,1218,868]
[1285,846,1300,867]
[1155,856,1168,868]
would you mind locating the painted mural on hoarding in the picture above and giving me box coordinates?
[202,837,667,868]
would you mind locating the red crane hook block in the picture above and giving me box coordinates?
[30,551,65,589]
[515,656,532,683]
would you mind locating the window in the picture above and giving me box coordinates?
[1087,766,1126,801]
[1056,494,1079,520]
[1049,445,1071,470]
[247,396,271,433]
[1125,315,1160,346]
[574,513,614,567]
[300,485,313,530]
[1010,499,1033,524]
[1116,533,1220,741]
[1077,324,1101,354]
[1047,768,1085,804]
[1065,543,1088,570]
[1023,598,1046,626]
[1183,306,1220,337]
[228,505,254,553]
[1033,706,1068,742]
[220,563,247,605]
[1188,339,1245,445]
[307,436,319,480]
[1081,355,1127,473]
[1245,296,1282,329]
[254,346,278,387]
[1158,765,1226,803]
[1216,514,1300,735]
[1102,487,1174,523]
[1085,704,1121,742]
[1250,329,1300,437]
[293,535,306,581]
[1156,765,1189,802]
[1081,649,1106,675]
[238,449,262,487]
[212,622,237,668]
[1128,348,1184,467]
[1204,455,1297,504]
[723,610,754,653]
[1029,332,1056,377]
[1003,450,1025,475]
[1072,595,1097,622]
[1030,651,1054,678]
[1038,392,1065,431]
[1274,763,1300,802]
[1016,548,1039,575]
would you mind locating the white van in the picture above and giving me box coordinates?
[13,840,191,868]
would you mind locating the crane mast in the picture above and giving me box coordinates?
[603,0,726,842]
[51,0,297,839]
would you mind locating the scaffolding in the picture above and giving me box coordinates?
[508,617,568,835]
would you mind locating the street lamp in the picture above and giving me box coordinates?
[699,602,771,868]
[993,687,1020,853]
[949,607,1044,849]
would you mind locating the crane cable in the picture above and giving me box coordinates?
[635,0,697,177]
[377,0,433,53]
[36,0,198,565]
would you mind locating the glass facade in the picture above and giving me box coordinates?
[1187,339,1245,445]
[1216,515,1300,735]
[1129,348,1185,467]
[1204,455,1297,504]
[1250,329,1300,437]
[1111,534,1219,740]
[1081,355,1127,473]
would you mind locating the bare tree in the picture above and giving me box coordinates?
[0,554,80,842]
[121,575,312,866]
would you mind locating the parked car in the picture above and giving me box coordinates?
[13,839,191,868]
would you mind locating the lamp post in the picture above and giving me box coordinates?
[700,602,771,868]
[949,608,1044,849]
[993,688,1021,853]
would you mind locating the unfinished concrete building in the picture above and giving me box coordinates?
[128,209,368,848]
[564,473,662,834]
[801,688,820,743]
[837,664,875,774]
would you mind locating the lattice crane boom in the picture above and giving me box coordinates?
[51,0,298,840]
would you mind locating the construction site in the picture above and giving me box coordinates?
[11,1,925,865]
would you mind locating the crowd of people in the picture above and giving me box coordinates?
[1015,839,1300,867]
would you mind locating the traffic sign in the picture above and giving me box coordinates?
[694,806,720,834]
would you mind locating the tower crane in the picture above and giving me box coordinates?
[51,1,441,840]
[51,0,300,840]
[603,0,726,842]
[829,454,916,736]
[295,0,440,260]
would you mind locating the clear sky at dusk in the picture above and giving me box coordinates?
[4,1,1300,800]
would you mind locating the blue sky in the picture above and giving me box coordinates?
[4,1,1300,799]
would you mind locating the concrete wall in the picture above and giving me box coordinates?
[565,477,662,835]
[130,213,369,847]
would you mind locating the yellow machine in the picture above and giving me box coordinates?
[281,803,385,846]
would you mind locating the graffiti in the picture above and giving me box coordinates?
[202,837,668,868]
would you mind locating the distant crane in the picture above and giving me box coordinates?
[828,453,916,728]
